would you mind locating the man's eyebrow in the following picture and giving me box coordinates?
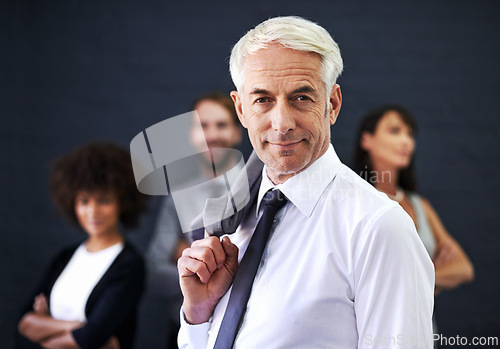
[250,88,270,95]
[250,86,318,95]
[291,86,318,95]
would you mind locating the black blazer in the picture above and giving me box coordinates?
[16,241,145,349]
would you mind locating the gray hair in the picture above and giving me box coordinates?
[229,16,344,94]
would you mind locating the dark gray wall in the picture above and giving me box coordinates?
[2,1,499,348]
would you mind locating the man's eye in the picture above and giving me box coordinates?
[295,95,311,101]
[255,97,271,104]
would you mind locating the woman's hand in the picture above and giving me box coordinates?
[433,240,459,269]
[33,294,50,315]
[40,332,80,349]
[18,311,83,344]
[421,198,474,290]
[101,336,120,349]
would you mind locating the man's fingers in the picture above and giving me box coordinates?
[221,236,239,258]
[182,246,219,274]
[221,236,239,276]
[192,236,227,269]
[178,255,212,284]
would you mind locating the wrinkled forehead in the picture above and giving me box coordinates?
[241,46,323,90]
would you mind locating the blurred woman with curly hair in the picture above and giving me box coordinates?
[17,142,147,349]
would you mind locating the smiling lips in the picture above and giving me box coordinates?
[268,140,303,151]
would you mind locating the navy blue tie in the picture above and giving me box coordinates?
[214,189,288,349]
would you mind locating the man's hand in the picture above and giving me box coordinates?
[177,236,239,324]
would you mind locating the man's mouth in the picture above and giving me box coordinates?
[268,140,303,150]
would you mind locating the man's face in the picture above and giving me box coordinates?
[231,45,342,184]
[190,99,241,166]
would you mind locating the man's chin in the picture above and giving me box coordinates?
[266,157,310,177]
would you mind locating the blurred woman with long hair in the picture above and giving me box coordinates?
[352,105,473,306]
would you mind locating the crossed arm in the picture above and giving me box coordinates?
[421,198,475,292]
[17,294,83,348]
[18,293,121,349]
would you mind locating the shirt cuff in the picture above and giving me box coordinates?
[178,307,212,349]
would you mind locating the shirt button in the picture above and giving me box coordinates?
[273,218,278,224]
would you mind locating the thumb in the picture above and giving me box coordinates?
[221,236,239,274]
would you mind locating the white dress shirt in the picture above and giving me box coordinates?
[179,144,434,348]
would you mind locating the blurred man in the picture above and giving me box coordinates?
[146,92,242,348]
[190,92,243,177]
[178,16,434,348]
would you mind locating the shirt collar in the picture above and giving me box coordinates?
[257,144,342,217]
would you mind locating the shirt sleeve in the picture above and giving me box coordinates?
[178,307,212,349]
[352,206,435,349]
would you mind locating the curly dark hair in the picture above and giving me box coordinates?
[49,142,147,229]
[352,105,418,192]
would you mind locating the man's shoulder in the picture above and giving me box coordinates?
[327,163,397,214]
[308,163,402,242]
[325,164,418,249]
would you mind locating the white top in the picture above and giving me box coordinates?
[407,193,437,258]
[179,145,435,349]
[50,242,124,322]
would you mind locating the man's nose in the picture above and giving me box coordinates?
[204,127,220,143]
[271,101,295,134]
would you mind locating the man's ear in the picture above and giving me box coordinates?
[328,84,342,125]
[231,91,247,128]
[360,131,372,151]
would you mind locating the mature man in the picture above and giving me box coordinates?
[145,92,242,348]
[178,16,434,348]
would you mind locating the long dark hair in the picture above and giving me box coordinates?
[352,105,418,192]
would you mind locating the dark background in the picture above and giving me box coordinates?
[1,0,499,348]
